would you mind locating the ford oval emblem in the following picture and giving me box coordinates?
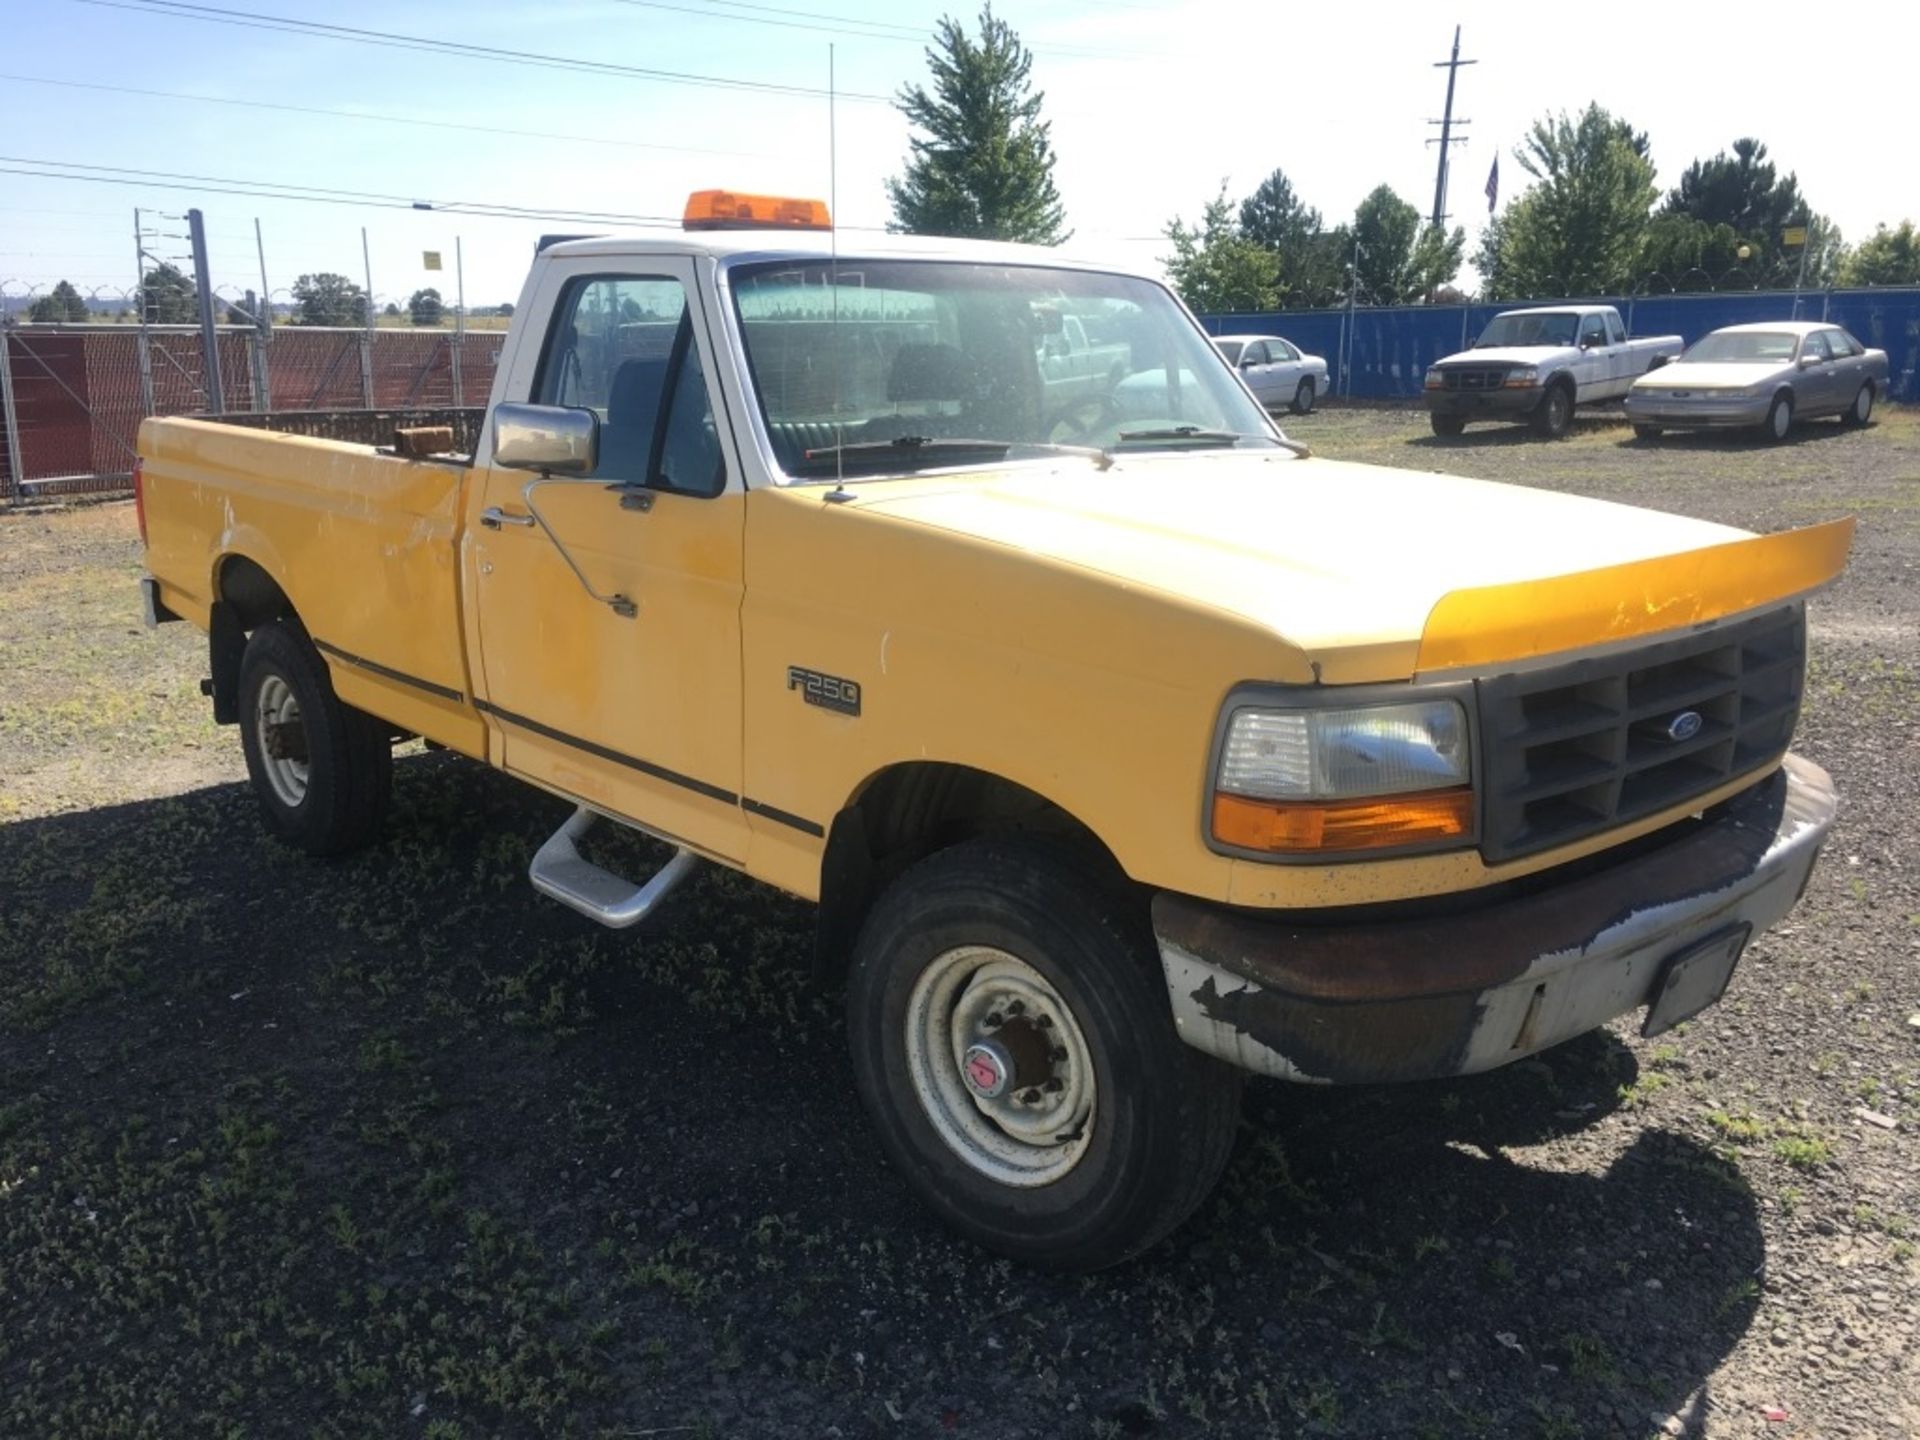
[1665,710,1704,742]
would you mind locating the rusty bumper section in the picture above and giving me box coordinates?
[1154,754,1836,1085]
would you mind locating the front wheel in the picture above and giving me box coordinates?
[1429,412,1467,437]
[846,841,1241,1271]
[1290,377,1316,415]
[238,620,392,855]
[1530,383,1574,439]
[1762,391,1794,443]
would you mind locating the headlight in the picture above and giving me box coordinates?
[1502,366,1540,388]
[1423,367,1443,389]
[1212,699,1473,855]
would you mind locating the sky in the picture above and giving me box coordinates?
[1,0,1914,314]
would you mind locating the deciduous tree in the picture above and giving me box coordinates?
[29,280,89,323]
[292,273,369,327]
[1162,187,1280,314]
[887,8,1067,244]
[1486,104,1656,296]
[1840,221,1920,286]
[408,288,444,326]
[1347,184,1464,304]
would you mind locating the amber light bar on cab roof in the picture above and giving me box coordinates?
[683,189,831,231]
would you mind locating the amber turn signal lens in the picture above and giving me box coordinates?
[1212,787,1474,853]
[683,189,832,231]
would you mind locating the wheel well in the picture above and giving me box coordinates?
[813,762,1126,984]
[207,555,298,724]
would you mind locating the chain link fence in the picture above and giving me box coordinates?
[0,325,504,504]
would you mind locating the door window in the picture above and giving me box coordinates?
[533,275,725,496]
[1823,329,1857,358]
[1242,342,1269,366]
[1579,314,1607,348]
[1604,311,1626,345]
[1271,339,1300,361]
[1799,331,1831,362]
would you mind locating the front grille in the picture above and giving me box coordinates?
[1440,366,1509,391]
[1477,605,1805,863]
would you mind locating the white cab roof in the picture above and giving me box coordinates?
[544,228,1140,275]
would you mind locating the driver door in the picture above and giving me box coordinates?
[468,263,749,862]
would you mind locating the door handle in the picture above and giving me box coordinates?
[480,506,535,530]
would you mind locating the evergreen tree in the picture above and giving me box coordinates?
[29,280,90,323]
[1238,168,1341,305]
[886,8,1067,244]
[408,288,445,326]
[1656,138,1836,287]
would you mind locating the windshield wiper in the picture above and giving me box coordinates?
[1115,426,1253,447]
[795,435,1111,474]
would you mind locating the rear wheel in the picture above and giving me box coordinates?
[1429,412,1467,437]
[1841,382,1874,428]
[1530,382,1574,439]
[1290,378,1316,415]
[1762,391,1794,443]
[238,620,392,856]
[846,840,1241,1270]
[1631,423,1662,442]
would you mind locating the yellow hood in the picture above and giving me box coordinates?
[845,452,1848,681]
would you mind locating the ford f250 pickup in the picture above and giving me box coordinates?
[137,189,1851,1269]
[1425,305,1683,439]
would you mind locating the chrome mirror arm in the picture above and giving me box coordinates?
[519,475,639,619]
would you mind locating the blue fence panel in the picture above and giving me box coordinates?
[1200,289,1920,403]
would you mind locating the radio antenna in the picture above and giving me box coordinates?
[827,42,848,500]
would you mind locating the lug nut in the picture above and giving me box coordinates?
[1020,1088,1042,1104]
[1043,1077,1064,1093]
[1006,1000,1026,1017]
[984,1011,1003,1029]
[1035,1014,1053,1030]
[1050,1047,1068,1063]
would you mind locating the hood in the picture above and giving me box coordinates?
[844,452,1756,682]
[1632,361,1781,391]
[1436,346,1566,367]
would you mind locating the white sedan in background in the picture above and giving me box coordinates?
[1213,334,1329,414]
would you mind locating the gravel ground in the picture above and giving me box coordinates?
[1,404,1915,1439]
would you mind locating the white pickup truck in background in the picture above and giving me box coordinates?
[1036,311,1131,406]
[1424,305,1683,439]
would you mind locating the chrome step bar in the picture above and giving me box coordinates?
[529,806,699,929]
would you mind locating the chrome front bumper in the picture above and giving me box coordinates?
[1155,755,1836,1085]
[1625,392,1772,428]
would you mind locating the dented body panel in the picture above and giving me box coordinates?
[1154,755,1835,1084]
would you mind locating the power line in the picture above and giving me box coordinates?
[0,155,892,233]
[68,0,893,103]
[0,73,776,159]
[619,0,1147,56]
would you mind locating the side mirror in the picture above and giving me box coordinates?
[1240,355,1258,369]
[493,403,598,475]
[1797,352,1824,368]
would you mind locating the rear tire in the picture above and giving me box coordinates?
[1429,413,1467,437]
[1290,378,1316,415]
[846,840,1242,1271]
[1762,391,1794,443]
[1530,382,1574,439]
[1631,423,1662,442]
[238,620,392,856]
[1841,383,1874,428]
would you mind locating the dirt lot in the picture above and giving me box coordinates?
[2,406,1915,1439]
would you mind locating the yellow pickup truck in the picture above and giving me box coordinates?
[137,190,1851,1269]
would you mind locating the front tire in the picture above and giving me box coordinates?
[1762,391,1794,443]
[1291,378,1316,415]
[1429,412,1467,437]
[238,620,392,856]
[846,840,1241,1271]
[1530,382,1574,439]
[1841,382,1874,428]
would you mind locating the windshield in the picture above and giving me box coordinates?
[1680,331,1799,364]
[1475,312,1579,348]
[729,259,1279,479]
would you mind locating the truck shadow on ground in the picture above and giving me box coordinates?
[0,755,1764,1438]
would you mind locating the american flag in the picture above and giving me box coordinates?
[1485,156,1499,214]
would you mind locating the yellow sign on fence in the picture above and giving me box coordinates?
[422,251,444,271]
[1783,227,1808,248]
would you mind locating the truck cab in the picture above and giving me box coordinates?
[136,191,1847,1269]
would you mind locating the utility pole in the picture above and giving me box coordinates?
[1426,25,1477,230]
[187,208,225,414]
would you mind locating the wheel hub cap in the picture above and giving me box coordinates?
[962,1041,1012,1099]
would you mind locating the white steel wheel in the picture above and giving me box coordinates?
[253,672,310,808]
[904,945,1096,1187]
[1851,385,1873,425]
